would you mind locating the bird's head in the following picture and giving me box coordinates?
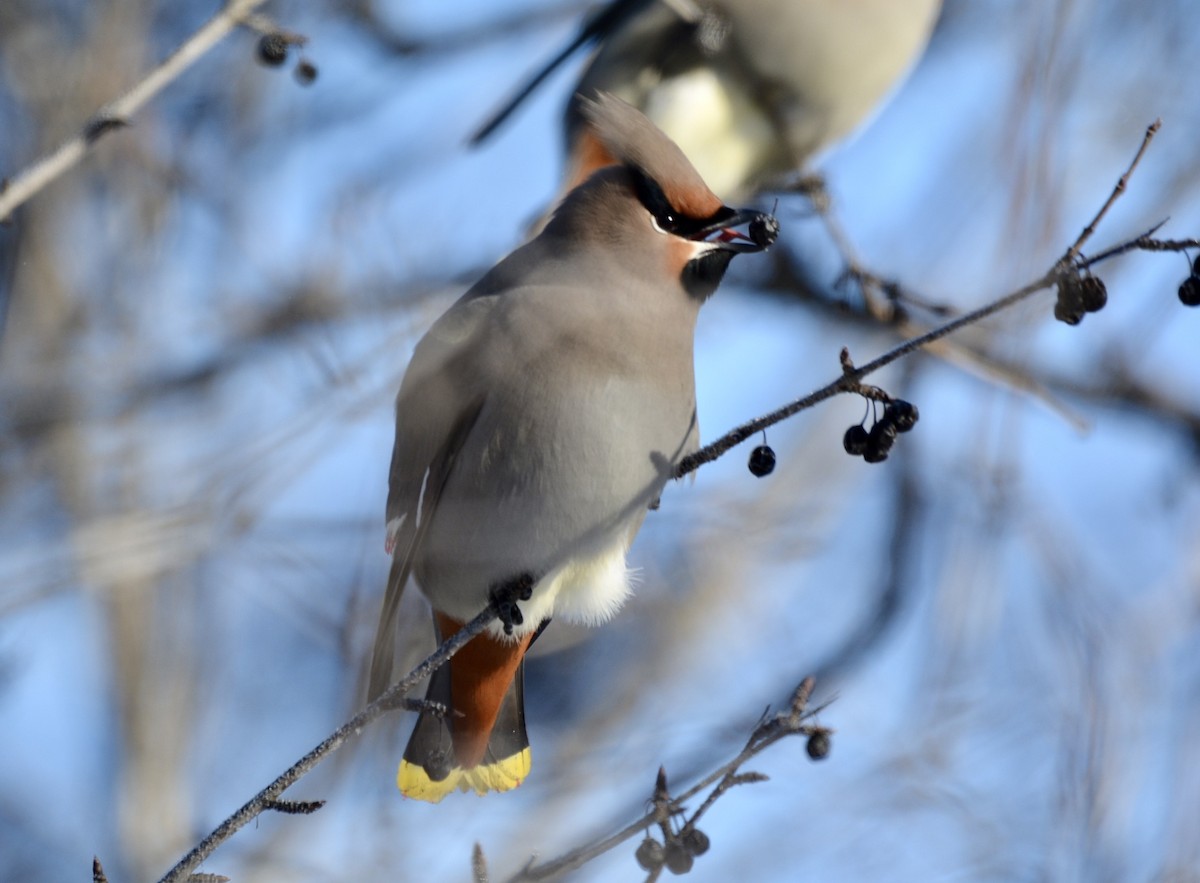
[545,92,778,301]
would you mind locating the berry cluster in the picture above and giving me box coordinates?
[256,32,319,86]
[843,398,918,464]
[1053,268,1108,325]
[635,827,710,876]
[1178,255,1200,307]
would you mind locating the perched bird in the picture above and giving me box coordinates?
[369,93,777,802]
[473,0,943,201]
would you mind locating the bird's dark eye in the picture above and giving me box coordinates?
[631,171,678,233]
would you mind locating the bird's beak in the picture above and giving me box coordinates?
[690,207,779,253]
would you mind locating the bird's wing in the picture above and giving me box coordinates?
[367,302,491,701]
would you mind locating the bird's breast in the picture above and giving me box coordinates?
[414,328,698,625]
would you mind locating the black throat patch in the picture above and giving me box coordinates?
[681,249,735,301]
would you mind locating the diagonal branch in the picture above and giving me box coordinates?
[154,601,500,883]
[1065,119,1161,262]
[0,0,269,222]
[677,119,1194,478]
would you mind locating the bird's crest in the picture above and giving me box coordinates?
[578,92,724,220]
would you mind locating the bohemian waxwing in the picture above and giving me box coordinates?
[368,93,778,802]
[474,0,943,202]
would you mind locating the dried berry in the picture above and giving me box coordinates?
[748,444,776,477]
[843,424,869,456]
[1079,275,1108,313]
[806,730,831,760]
[1179,276,1200,307]
[635,837,664,871]
[749,214,780,249]
[257,33,289,67]
[682,828,710,856]
[861,420,896,464]
[664,841,694,875]
[885,400,919,433]
[1054,273,1085,325]
[868,419,897,449]
[1053,299,1084,325]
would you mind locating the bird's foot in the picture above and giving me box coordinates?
[488,572,536,636]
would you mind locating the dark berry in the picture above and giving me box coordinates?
[1054,273,1085,325]
[1053,299,1084,325]
[1179,276,1200,307]
[664,841,694,875]
[294,59,319,86]
[885,400,919,433]
[843,424,869,456]
[1057,272,1083,303]
[748,444,776,477]
[635,837,664,871]
[749,214,780,249]
[682,828,710,856]
[806,730,831,760]
[257,33,289,67]
[1193,255,1200,276]
[868,419,897,449]
[862,421,896,463]
[1080,275,1108,313]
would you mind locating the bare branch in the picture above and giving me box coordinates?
[154,601,499,883]
[676,121,1193,479]
[1065,119,1161,262]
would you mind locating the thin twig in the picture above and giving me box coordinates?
[0,0,269,222]
[473,843,491,883]
[507,679,829,881]
[155,602,499,883]
[677,117,1180,479]
[1065,119,1161,262]
[675,267,1058,476]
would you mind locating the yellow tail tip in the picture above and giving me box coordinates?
[397,748,532,803]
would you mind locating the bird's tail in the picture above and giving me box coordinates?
[398,612,534,802]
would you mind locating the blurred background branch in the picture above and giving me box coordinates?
[0,0,270,222]
[2,1,1200,881]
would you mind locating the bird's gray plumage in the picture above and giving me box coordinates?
[367,95,775,726]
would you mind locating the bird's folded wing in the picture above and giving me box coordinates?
[368,311,491,701]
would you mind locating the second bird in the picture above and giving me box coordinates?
[563,0,944,200]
